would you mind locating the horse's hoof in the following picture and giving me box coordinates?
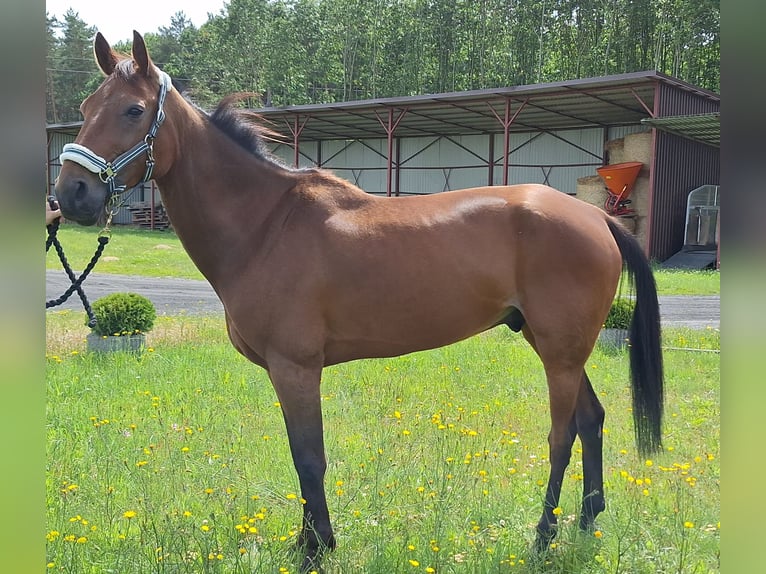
[294,532,336,573]
[300,554,324,574]
[533,528,557,553]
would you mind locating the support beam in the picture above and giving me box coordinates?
[285,115,311,168]
[488,97,528,185]
[487,134,495,185]
[375,108,408,196]
[645,81,660,258]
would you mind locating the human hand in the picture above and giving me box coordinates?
[46,198,62,225]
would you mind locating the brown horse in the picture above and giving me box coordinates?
[55,31,664,570]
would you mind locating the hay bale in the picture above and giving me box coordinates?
[627,174,650,218]
[576,175,607,208]
[615,215,637,234]
[633,215,648,250]
[623,131,652,166]
[604,138,625,165]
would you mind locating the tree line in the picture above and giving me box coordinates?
[46,0,719,124]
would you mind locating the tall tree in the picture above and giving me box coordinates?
[47,10,98,123]
[45,0,720,117]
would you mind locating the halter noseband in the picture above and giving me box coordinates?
[59,70,173,198]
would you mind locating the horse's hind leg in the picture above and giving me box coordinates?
[534,367,581,550]
[522,327,582,550]
[576,371,606,531]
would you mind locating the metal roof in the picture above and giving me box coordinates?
[252,70,718,141]
[640,112,720,147]
[47,70,719,142]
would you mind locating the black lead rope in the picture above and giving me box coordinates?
[45,199,110,328]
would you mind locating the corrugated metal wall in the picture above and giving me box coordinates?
[649,83,720,261]
[497,127,604,194]
[269,127,607,196]
[47,131,71,192]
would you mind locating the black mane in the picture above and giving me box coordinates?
[208,94,286,165]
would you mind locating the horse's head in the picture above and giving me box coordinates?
[55,31,173,225]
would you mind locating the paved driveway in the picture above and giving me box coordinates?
[46,270,720,329]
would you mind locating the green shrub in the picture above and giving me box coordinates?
[604,298,635,329]
[90,293,156,336]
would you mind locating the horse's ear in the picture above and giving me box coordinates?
[131,31,153,76]
[94,32,118,76]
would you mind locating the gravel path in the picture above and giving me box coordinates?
[46,270,720,329]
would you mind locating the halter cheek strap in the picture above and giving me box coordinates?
[60,70,173,197]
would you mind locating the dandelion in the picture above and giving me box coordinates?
[645,459,654,467]
[594,530,603,539]
[409,559,420,567]
[286,493,298,500]
[684,521,695,529]
[123,510,137,519]
[552,506,563,516]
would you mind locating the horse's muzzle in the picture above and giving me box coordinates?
[54,170,109,226]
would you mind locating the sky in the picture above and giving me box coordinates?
[46,1,229,43]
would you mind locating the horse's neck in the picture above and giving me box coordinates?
[154,111,298,282]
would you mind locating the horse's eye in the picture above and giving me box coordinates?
[127,106,144,118]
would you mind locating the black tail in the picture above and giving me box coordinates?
[607,219,664,457]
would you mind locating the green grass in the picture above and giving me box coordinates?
[46,313,719,573]
[651,268,719,296]
[47,225,720,295]
[46,225,204,280]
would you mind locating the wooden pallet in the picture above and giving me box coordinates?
[128,203,171,230]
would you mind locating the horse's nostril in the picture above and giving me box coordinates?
[73,179,88,200]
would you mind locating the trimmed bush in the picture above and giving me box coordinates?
[604,298,635,329]
[90,292,156,336]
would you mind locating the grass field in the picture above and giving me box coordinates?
[46,311,719,573]
[46,226,719,572]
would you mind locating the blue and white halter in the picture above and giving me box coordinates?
[59,70,173,198]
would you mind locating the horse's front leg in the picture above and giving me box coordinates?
[268,357,335,570]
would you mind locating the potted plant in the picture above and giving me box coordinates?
[597,298,635,352]
[86,292,156,353]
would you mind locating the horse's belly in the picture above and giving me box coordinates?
[322,294,509,365]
